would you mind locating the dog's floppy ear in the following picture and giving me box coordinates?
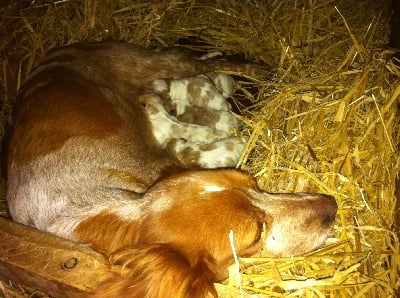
[92,244,218,298]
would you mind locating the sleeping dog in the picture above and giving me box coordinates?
[5,41,337,297]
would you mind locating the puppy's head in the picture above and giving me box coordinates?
[139,169,337,279]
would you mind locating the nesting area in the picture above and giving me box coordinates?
[0,0,399,297]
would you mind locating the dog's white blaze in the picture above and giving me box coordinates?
[203,185,224,193]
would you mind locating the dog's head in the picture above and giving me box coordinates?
[137,169,337,279]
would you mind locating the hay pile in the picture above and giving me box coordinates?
[1,0,399,297]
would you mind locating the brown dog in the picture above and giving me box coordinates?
[5,42,337,297]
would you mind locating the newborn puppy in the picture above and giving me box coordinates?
[145,72,244,168]
[152,73,239,130]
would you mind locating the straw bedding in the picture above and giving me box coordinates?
[0,0,399,297]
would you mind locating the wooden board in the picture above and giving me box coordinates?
[0,217,114,297]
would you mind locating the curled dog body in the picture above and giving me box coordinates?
[5,41,337,297]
